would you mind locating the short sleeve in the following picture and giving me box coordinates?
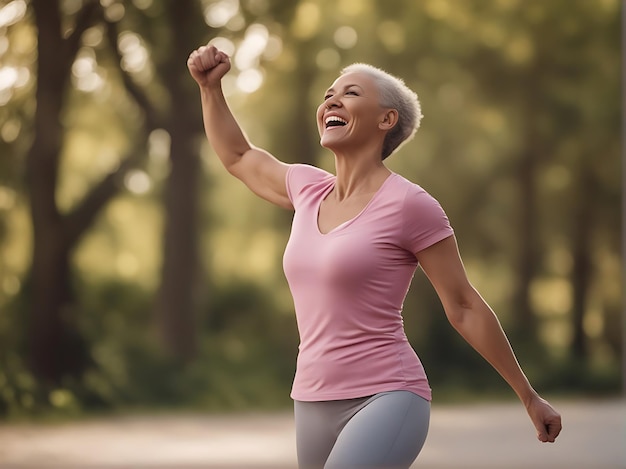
[401,184,454,254]
[286,164,333,209]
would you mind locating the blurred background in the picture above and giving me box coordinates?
[0,0,622,421]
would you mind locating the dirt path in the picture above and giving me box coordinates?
[0,399,623,468]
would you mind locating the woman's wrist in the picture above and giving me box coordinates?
[517,385,540,409]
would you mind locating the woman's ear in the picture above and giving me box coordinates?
[379,109,398,131]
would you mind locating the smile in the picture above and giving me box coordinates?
[325,116,348,128]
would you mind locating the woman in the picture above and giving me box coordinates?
[187,45,562,469]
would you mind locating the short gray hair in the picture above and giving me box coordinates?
[340,63,422,160]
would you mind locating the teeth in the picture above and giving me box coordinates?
[325,116,347,125]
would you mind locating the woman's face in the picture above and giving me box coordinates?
[316,72,388,153]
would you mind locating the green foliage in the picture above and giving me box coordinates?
[0,278,297,418]
[535,357,622,398]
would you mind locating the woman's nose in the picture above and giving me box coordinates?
[325,96,341,109]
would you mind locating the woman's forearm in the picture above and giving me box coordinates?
[446,293,538,407]
[199,85,253,171]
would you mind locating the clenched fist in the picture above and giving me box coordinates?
[526,395,562,443]
[187,45,231,88]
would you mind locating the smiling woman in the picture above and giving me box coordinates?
[317,62,422,161]
[187,43,562,469]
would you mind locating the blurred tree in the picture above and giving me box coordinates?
[24,0,142,385]
[152,0,206,361]
[25,0,217,379]
[110,0,209,361]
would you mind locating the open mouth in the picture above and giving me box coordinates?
[325,116,348,129]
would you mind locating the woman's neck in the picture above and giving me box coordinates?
[331,152,390,201]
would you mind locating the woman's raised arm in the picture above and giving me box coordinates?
[187,45,292,209]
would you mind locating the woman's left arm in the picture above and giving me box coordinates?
[416,235,562,443]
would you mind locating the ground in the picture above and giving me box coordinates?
[0,398,623,468]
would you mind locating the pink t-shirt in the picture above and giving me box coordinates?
[283,164,453,402]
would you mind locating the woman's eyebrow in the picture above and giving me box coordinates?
[324,84,364,94]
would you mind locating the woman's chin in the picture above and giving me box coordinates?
[319,136,345,152]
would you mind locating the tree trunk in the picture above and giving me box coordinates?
[570,219,591,360]
[26,0,88,384]
[154,0,206,360]
[512,133,538,337]
[156,125,200,360]
[28,233,89,383]
[26,0,141,383]
[570,167,594,360]
[510,64,549,339]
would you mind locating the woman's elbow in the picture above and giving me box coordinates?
[442,289,480,328]
[444,304,470,330]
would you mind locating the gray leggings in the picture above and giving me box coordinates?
[294,390,430,469]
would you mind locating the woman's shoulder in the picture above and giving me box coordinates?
[288,163,333,181]
[388,173,448,215]
[286,164,334,204]
[388,173,431,200]
[390,174,453,249]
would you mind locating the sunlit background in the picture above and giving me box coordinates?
[0,0,621,421]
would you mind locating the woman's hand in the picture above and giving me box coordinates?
[187,45,231,88]
[525,395,562,443]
